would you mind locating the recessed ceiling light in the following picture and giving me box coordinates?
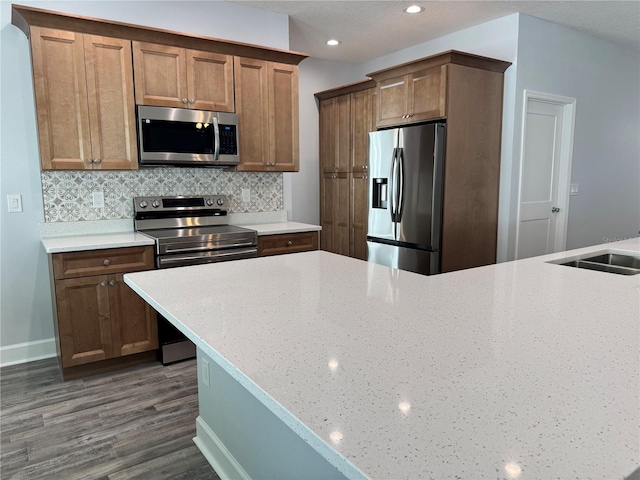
[404,5,424,14]
[326,39,341,46]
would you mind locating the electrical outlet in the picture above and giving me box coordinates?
[202,358,210,387]
[92,191,104,208]
[242,188,250,203]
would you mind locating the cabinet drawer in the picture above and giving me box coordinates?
[52,246,154,279]
[258,232,319,257]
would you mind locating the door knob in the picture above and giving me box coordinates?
[552,207,560,213]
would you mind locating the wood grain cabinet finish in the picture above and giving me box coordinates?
[30,27,138,170]
[317,81,376,260]
[51,246,157,379]
[234,57,299,172]
[132,41,234,112]
[376,66,447,128]
[258,232,319,257]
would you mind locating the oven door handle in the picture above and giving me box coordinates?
[158,248,257,266]
[163,242,256,253]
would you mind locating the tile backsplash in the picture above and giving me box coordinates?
[41,168,283,222]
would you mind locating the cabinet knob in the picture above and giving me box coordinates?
[286,241,293,246]
[109,280,116,286]
[189,99,195,104]
[93,158,101,164]
[85,158,93,164]
[103,259,110,266]
[182,98,188,104]
[100,280,108,287]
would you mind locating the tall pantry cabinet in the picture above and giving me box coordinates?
[316,80,377,260]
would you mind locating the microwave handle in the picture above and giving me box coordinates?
[213,117,220,160]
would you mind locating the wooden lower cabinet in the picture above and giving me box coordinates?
[50,246,157,379]
[258,232,319,257]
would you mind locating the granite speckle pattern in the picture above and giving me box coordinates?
[124,239,640,479]
[41,169,283,222]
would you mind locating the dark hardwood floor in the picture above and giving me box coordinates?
[0,357,220,480]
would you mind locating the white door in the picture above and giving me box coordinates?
[516,94,575,260]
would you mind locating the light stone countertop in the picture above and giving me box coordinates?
[41,221,320,253]
[239,221,321,236]
[41,232,155,253]
[124,238,640,479]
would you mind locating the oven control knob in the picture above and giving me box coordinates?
[206,198,214,206]
[139,200,148,209]
[151,200,160,208]
[217,198,224,206]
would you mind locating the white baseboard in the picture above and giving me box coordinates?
[193,416,251,480]
[0,338,56,367]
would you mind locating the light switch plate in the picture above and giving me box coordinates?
[7,194,22,213]
[570,183,579,196]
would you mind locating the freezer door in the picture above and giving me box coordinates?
[367,241,440,275]
[396,123,445,249]
[367,129,398,242]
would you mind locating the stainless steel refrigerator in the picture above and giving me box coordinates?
[367,122,446,275]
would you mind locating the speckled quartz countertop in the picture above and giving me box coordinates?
[41,232,155,253]
[124,238,640,479]
[41,221,320,253]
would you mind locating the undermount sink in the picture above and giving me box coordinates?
[550,251,640,276]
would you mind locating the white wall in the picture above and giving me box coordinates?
[0,0,289,356]
[287,58,361,224]
[508,15,640,257]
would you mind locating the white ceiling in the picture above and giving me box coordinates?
[230,1,640,63]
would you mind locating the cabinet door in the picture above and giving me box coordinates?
[132,42,188,107]
[109,274,158,357]
[84,34,138,170]
[408,65,447,122]
[351,88,375,169]
[321,172,350,256]
[268,62,299,171]
[334,94,351,172]
[186,50,234,112]
[30,27,92,170]
[350,172,368,260]
[319,98,336,172]
[55,276,114,367]
[234,57,269,170]
[377,74,409,128]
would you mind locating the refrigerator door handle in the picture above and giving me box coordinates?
[390,147,398,222]
[431,123,446,249]
[396,148,405,222]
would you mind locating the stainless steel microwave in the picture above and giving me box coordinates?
[137,105,239,167]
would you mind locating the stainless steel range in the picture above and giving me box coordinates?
[134,194,258,364]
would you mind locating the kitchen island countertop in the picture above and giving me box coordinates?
[124,238,640,479]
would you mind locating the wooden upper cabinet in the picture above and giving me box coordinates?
[235,57,299,172]
[132,42,234,112]
[376,65,447,127]
[351,88,376,170]
[30,27,137,170]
